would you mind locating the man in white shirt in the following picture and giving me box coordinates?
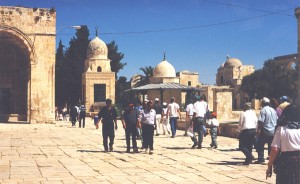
[238,102,258,165]
[191,95,208,149]
[184,99,194,136]
[167,97,181,138]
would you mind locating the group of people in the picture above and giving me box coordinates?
[94,95,220,155]
[69,104,86,128]
[237,96,300,183]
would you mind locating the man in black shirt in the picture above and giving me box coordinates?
[97,99,118,152]
[79,105,86,128]
[154,98,163,136]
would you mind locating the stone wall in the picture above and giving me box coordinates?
[0,6,56,123]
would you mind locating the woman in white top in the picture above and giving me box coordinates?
[266,104,300,184]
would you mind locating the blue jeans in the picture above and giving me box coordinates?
[256,131,273,162]
[210,126,218,146]
[169,117,178,136]
[194,117,205,146]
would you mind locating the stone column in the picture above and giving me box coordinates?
[295,8,300,106]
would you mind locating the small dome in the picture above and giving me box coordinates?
[153,59,176,78]
[224,56,242,67]
[87,36,108,59]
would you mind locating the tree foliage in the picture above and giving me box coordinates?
[107,41,126,77]
[55,40,65,107]
[241,59,297,100]
[132,66,154,87]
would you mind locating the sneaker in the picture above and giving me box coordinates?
[133,148,139,153]
[104,149,108,153]
[156,133,160,136]
[197,145,202,149]
[149,149,153,155]
[214,145,218,149]
[254,160,266,165]
[109,146,113,152]
[126,149,130,153]
[170,136,175,138]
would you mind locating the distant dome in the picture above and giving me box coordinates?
[87,36,108,59]
[224,56,242,67]
[153,59,176,78]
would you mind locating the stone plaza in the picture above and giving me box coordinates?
[0,119,275,184]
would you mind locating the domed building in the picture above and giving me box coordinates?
[130,54,202,105]
[82,33,115,112]
[216,55,255,109]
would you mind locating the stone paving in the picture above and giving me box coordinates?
[0,119,275,184]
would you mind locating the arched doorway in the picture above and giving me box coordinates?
[0,31,30,122]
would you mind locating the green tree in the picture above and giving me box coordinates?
[133,66,154,87]
[241,59,297,100]
[55,40,65,107]
[107,40,126,77]
[63,25,90,106]
[116,76,130,106]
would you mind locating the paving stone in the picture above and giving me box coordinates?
[0,120,276,183]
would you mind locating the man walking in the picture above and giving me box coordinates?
[167,97,181,138]
[255,97,277,164]
[191,95,208,149]
[154,98,163,136]
[121,104,139,153]
[184,99,194,136]
[97,99,118,152]
[79,104,86,128]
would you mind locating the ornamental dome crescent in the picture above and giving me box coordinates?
[87,36,108,59]
[153,59,176,78]
[224,56,242,67]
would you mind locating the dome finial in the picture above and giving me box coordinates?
[163,52,166,61]
[226,55,230,59]
[95,26,99,37]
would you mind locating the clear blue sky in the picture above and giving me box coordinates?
[1,0,299,84]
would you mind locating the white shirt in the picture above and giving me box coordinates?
[167,103,180,117]
[271,126,300,152]
[238,109,258,131]
[193,100,207,118]
[186,103,194,116]
[139,109,156,125]
[208,118,219,127]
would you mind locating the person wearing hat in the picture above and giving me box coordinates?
[121,103,139,153]
[166,97,181,138]
[276,96,290,117]
[154,98,163,136]
[97,99,118,152]
[238,102,258,165]
[139,101,156,154]
[255,97,277,164]
[207,111,220,149]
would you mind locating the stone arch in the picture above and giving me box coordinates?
[0,25,36,64]
[0,26,34,122]
[97,66,102,72]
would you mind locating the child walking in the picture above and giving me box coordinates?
[207,112,220,149]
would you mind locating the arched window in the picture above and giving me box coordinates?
[97,66,102,72]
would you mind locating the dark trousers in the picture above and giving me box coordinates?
[169,117,178,136]
[71,116,77,126]
[256,131,273,162]
[142,124,154,149]
[239,129,256,160]
[79,113,86,128]
[193,117,205,146]
[125,124,137,149]
[102,126,115,150]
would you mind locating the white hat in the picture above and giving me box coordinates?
[155,98,159,101]
[163,102,167,106]
[262,97,270,103]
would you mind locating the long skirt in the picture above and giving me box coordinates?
[276,151,300,184]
